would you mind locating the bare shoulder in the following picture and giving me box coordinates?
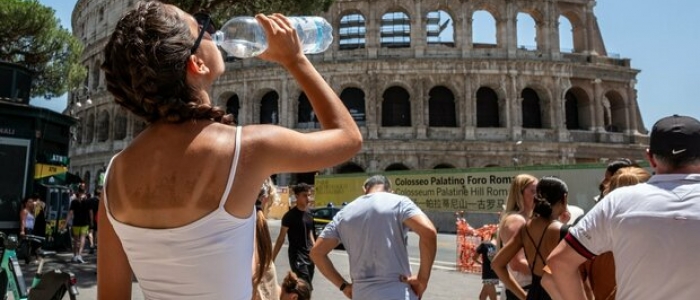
[503,213,527,229]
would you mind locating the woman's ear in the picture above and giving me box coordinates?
[186,55,209,75]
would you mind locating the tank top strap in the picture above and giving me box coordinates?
[103,152,121,218]
[218,126,242,208]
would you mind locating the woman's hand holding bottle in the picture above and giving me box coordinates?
[255,14,306,68]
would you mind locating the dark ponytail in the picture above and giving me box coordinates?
[533,177,568,219]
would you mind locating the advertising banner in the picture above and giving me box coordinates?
[315,164,619,213]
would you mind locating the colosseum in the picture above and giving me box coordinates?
[69,0,648,191]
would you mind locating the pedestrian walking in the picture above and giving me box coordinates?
[473,233,499,300]
[272,183,316,289]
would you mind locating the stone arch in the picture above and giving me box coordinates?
[428,85,457,127]
[85,111,95,143]
[476,86,500,127]
[338,11,366,50]
[113,108,128,140]
[291,172,316,185]
[564,87,592,130]
[381,10,411,48]
[337,162,365,174]
[259,90,279,124]
[433,163,455,169]
[603,90,627,133]
[558,10,585,53]
[92,59,101,90]
[516,12,538,50]
[472,10,498,46]
[297,92,319,128]
[224,93,240,125]
[425,9,455,46]
[97,110,110,142]
[382,86,412,127]
[558,15,574,52]
[340,87,366,125]
[521,87,544,128]
[385,163,410,171]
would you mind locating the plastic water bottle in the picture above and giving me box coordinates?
[216,16,333,59]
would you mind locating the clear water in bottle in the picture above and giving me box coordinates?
[217,16,333,59]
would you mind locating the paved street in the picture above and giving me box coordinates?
[15,220,496,299]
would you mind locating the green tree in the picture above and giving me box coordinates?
[162,0,335,24]
[0,0,86,98]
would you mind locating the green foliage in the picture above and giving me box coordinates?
[0,0,86,98]
[161,0,335,26]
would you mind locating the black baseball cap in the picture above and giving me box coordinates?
[649,115,700,158]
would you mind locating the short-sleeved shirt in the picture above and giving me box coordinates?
[567,174,700,300]
[320,192,423,300]
[476,242,498,280]
[281,207,314,255]
[69,198,92,227]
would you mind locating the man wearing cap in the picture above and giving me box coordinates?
[548,114,700,300]
[310,175,437,299]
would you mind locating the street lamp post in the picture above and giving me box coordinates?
[69,86,92,115]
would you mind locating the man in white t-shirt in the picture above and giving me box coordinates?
[548,114,700,300]
[310,175,437,300]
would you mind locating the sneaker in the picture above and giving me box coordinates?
[71,256,78,263]
[76,255,85,264]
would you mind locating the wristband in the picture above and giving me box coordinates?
[339,282,349,291]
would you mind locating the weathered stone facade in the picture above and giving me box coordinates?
[69,0,648,191]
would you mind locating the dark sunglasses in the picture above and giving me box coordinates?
[191,13,218,54]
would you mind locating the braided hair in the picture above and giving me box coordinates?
[102,1,228,124]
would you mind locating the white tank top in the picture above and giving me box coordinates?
[104,126,255,300]
[24,211,35,230]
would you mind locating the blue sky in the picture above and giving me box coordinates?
[35,0,699,129]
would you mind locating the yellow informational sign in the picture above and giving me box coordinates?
[315,164,628,213]
[34,163,67,179]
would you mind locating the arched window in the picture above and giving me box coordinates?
[338,163,365,174]
[434,163,455,169]
[516,13,537,50]
[385,163,410,171]
[260,91,279,124]
[340,88,366,125]
[292,172,316,185]
[472,10,497,46]
[604,91,626,133]
[114,109,128,140]
[97,110,110,142]
[85,112,94,143]
[559,15,574,52]
[339,13,366,50]
[381,11,411,48]
[92,60,101,90]
[476,87,500,127]
[226,94,240,124]
[426,10,454,47]
[564,87,592,130]
[297,93,318,128]
[382,86,411,127]
[428,86,457,127]
[521,88,542,128]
